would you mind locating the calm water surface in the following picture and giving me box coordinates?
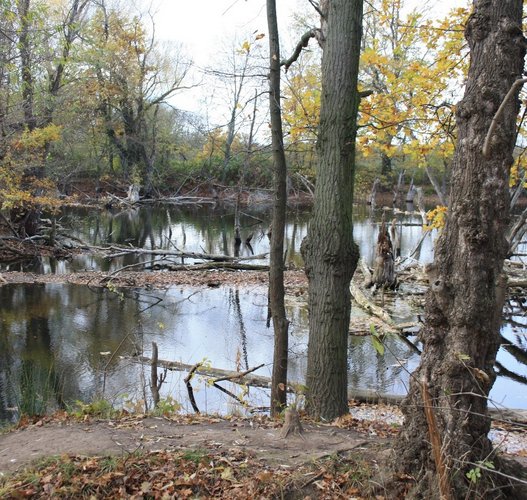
[0,204,525,424]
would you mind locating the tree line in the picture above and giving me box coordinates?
[2,0,505,224]
[2,0,527,497]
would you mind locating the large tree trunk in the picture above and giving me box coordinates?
[394,2,526,498]
[267,0,290,416]
[18,0,36,132]
[301,0,363,420]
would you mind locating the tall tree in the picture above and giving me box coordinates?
[395,1,526,498]
[84,3,189,194]
[266,0,289,416]
[17,0,36,131]
[300,0,364,420]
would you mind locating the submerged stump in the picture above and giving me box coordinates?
[372,217,397,289]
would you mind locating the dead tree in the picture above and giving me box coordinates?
[372,216,397,289]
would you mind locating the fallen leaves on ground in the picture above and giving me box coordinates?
[0,448,378,499]
[334,403,401,438]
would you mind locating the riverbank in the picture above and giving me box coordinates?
[0,402,525,498]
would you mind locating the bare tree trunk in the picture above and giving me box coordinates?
[395,2,526,498]
[425,165,448,206]
[369,177,380,207]
[392,169,405,206]
[301,0,363,420]
[150,342,160,407]
[267,0,290,416]
[18,0,36,132]
[372,216,396,289]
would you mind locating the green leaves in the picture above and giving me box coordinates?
[370,324,385,356]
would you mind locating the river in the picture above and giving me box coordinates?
[0,202,525,424]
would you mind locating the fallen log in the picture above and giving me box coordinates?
[350,281,398,328]
[126,354,527,423]
[350,281,421,354]
[127,356,270,389]
[164,262,269,272]
[105,247,268,262]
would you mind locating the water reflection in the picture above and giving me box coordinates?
[0,204,436,273]
[1,281,526,426]
[1,204,525,421]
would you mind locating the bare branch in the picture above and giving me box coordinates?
[281,29,317,72]
[308,0,323,17]
[483,77,527,157]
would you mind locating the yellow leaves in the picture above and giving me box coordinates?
[240,40,251,54]
[13,124,62,152]
[0,126,62,212]
[510,156,527,188]
[425,205,447,231]
[282,64,321,143]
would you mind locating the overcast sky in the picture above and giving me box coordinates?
[152,0,463,59]
[150,0,464,119]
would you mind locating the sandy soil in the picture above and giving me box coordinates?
[0,416,388,475]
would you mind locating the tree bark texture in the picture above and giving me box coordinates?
[18,0,36,132]
[395,2,526,498]
[372,217,396,288]
[267,0,290,416]
[301,0,363,420]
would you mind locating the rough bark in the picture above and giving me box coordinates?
[18,0,36,132]
[395,2,526,498]
[301,0,363,420]
[267,0,290,416]
[372,217,396,289]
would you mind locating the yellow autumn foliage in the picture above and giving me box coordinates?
[281,0,470,175]
[425,205,447,231]
[0,125,63,211]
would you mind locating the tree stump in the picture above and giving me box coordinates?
[372,217,397,289]
[280,407,304,438]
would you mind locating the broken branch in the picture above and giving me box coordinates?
[184,363,202,414]
[483,77,527,157]
[281,29,317,72]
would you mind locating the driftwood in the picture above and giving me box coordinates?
[104,246,267,262]
[129,356,270,388]
[184,363,202,413]
[164,262,269,272]
[124,354,527,421]
[350,281,421,354]
[359,258,373,287]
[351,281,397,327]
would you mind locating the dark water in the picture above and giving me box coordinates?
[0,203,435,273]
[0,204,525,424]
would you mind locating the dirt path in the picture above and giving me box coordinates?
[0,417,387,475]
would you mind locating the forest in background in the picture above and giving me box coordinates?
[1,1,527,498]
[0,0,502,220]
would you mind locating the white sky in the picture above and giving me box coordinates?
[149,0,463,119]
[152,0,462,61]
[153,1,297,67]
